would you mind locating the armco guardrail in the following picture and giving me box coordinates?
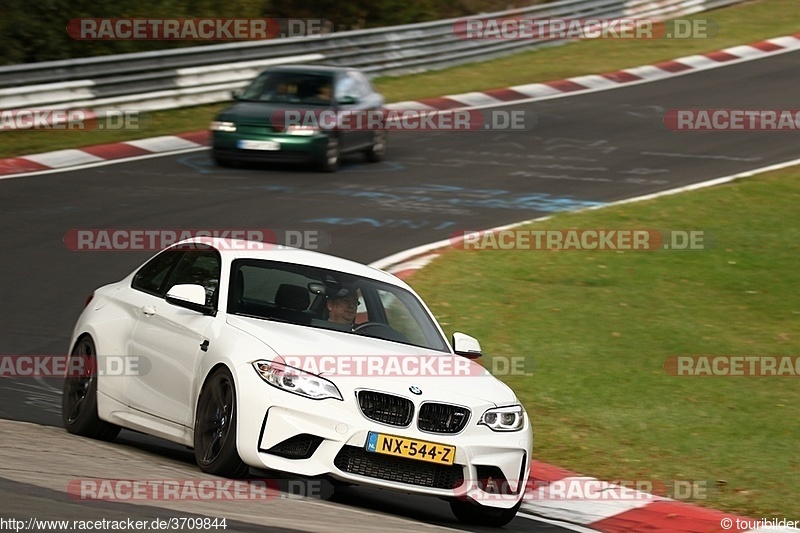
[0,0,744,116]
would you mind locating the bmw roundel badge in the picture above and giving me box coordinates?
[409,386,422,395]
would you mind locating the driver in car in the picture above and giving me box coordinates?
[326,286,359,326]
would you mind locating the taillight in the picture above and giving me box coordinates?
[84,293,94,308]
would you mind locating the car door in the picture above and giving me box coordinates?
[126,246,220,427]
[97,246,185,405]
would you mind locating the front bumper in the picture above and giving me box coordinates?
[212,131,328,163]
[235,365,532,509]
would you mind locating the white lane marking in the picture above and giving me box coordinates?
[565,75,618,90]
[370,156,800,271]
[509,83,563,98]
[442,92,503,106]
[125,135,204,152]
[0,147,208,181]
[672,54,720,69]
[622,65,674,80]
[766,36,800,47]
[723,45,771,59]
[23,149,104,168]
[517,511,602,532]
[385,101,438,110]
[385,253,440,275]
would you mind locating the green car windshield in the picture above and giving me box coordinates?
[241,72,335,105]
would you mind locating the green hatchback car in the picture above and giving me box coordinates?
[210,65,386,172]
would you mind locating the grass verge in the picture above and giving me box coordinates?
[1,0,798,159]
[408,166,800,517]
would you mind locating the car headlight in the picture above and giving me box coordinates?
[479,405,525,432]
[285,125,320,136]
[210,121,237,132]
[252,360,342,401]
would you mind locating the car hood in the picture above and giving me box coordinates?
[227,315,518,406]
[217,101,323,123]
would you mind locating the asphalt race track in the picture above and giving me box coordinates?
[1,49,798,531]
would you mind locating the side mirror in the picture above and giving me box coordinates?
[453,332,482,359]
[231,89,243,100]
[166,284,215,316]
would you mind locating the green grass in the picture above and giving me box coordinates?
[408,167,800,517]
[1,0,798,158]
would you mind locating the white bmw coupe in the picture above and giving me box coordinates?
[63,238,532,526]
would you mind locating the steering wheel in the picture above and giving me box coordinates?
[353,321,392,333]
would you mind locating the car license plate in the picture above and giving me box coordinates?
[365,432,455,465]
[238,140,280,151]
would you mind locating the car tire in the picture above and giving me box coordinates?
[319,135,340,172]
[194,367,249,478]
[449,499,521,528]
[62,336,121,441]
[364,130,386,162]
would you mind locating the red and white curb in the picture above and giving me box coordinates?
[374,156,800,532]
[0,131,209,178]
[2,33,800,179]
[384,33,800,111]
[520,460,799,532]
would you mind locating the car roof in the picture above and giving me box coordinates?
[179,237,405,287]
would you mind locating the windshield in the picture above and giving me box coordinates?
[240,71,334,105]
[227,259,449,352]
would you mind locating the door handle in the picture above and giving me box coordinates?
[141,305,156,317]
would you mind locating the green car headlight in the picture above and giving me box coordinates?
[210,121,237,132]
[286,125,320,136]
